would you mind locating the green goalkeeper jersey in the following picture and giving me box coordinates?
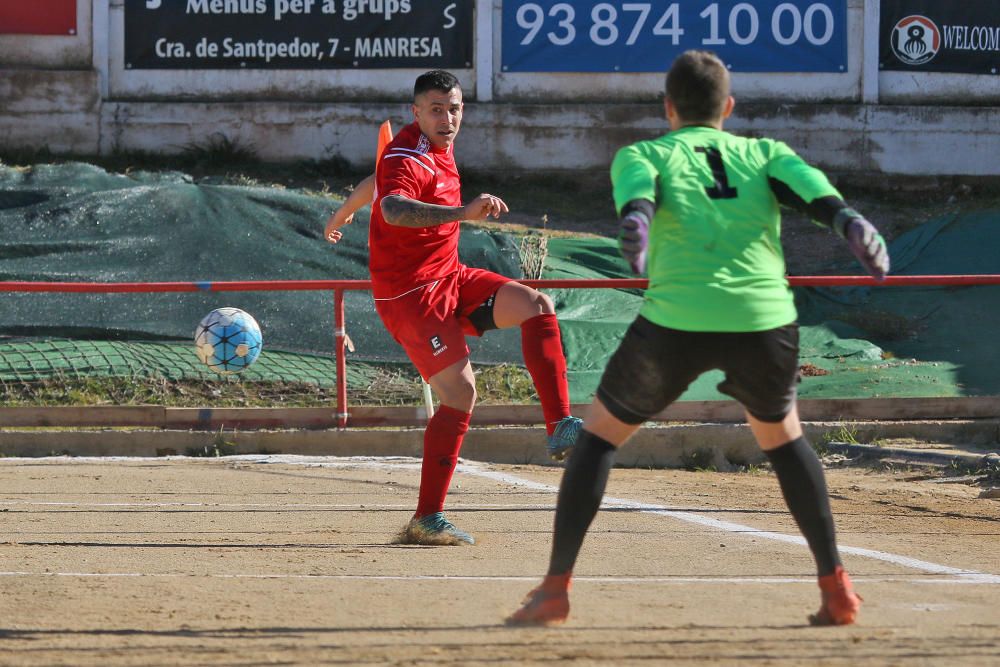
[611,125,840,332]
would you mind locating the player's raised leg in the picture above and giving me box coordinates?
[493,281,581,461]
[402,357,476,546]
[748,406,862,625]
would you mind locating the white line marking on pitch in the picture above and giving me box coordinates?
[2,455,997,584]
[459,462,1000,583]
[0,571,993,585]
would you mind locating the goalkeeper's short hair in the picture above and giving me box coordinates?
[665,50,730,124]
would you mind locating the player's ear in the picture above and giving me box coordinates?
[665,97,681,129]
[722,95,735,119]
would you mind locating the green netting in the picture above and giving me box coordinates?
[0,338,435,407]
[0,338,337,384]
[0,162,525,373]
[2,162,997,405]
[544,218,991,402]
[794,209,1000,397]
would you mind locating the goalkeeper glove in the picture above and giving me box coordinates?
[618,210,650,275]
[833,209,890,280]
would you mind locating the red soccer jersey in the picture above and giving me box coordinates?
[369,121,462,299]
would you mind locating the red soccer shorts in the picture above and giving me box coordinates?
[373,265,511,381]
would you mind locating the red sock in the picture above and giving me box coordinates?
[415,405,472,518]
[521,313,571,435]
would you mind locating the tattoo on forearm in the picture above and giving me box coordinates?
[381,195,461,228]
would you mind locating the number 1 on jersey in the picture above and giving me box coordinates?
[695,146,738,200]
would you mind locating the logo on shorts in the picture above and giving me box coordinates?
[890,15,940,66]
[430,335,448,356]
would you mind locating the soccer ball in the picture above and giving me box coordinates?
[194,307,262,374]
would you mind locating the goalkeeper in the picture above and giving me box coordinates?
[508,50,888,628]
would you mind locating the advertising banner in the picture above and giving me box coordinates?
[502,0,847,72]
[0,1,76,35]
[125,0,473,70]
[880,1,999,74]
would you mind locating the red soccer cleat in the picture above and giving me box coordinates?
[810,566,862,626]
[506,573,572,627]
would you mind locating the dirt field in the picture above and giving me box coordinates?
[1,454,997,666]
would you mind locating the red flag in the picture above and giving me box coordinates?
[376,120,393,160]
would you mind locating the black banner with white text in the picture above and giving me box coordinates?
[880,0,999,74]
[124,0,473,70]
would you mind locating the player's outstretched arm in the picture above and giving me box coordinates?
[774,189,891,281]
[324,173,375,244]
[380,192,508,228]
[766,149,890,280]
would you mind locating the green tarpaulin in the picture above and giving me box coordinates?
[1,163,996,402]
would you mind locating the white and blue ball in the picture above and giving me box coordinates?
[194,307,262,374]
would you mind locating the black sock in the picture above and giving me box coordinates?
[548,430,617,576]
[765,436,841,576]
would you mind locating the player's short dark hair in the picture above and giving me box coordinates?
[414,70,461,99]
[665,50,730,123]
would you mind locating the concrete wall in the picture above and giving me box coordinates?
[0,69,101,155]
[2,0,1000,175]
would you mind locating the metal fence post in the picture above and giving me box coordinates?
[334,288,348,428]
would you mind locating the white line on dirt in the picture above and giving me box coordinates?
[2,455,997,584]
[0,571,994,585]
[460,463,1000,582]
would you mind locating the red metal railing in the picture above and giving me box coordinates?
[4,275,1000,427]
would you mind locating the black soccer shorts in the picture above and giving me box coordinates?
[596,316,800,424]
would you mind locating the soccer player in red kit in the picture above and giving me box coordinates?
[325,70,581,545]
